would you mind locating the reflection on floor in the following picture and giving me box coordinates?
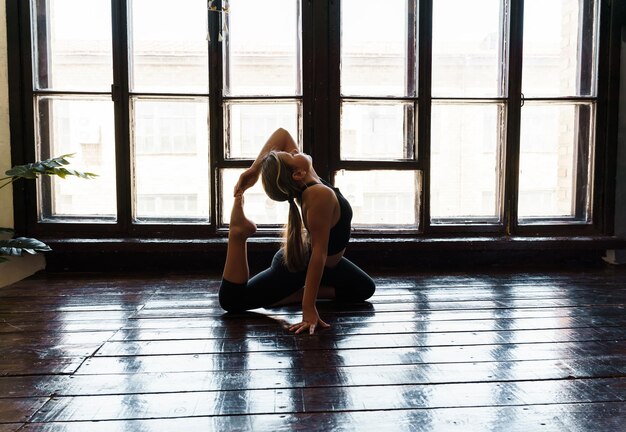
[0,267,625,431]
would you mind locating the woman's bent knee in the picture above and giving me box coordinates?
[335,275,375,302]
[219,279,246,313]
[358,276,376,301]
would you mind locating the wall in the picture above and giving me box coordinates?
[0,0,45,287]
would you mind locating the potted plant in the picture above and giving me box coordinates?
[0,154,96,263]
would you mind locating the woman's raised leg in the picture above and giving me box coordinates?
[222,195,257,284]
[220,197,329,312]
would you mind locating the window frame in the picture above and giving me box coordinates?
[5,0,622,247]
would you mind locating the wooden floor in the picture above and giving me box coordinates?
[1,267,625,431]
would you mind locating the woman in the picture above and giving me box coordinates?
[219,128,375,334]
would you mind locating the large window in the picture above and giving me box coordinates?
[31,0,117,222]
[8,0,618,241]
[339,0,420,229]
[430,0,507,224]
[518,0,599,224]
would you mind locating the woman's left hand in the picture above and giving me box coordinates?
[289,305,330,335]
[233,166,260,197]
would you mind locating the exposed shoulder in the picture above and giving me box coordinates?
[302,184,337,229]
[304,183,336,206]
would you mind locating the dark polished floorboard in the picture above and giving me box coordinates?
[0,267,625,431]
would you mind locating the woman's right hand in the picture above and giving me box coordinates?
[234,166,260,197]
[289,304,330,335]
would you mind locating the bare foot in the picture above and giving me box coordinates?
[229,196,257,240]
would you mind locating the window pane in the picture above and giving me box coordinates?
[341,0,415,97]
[334,171,420,226]
[133,98,209,223]
[430,103,504,222]
[522,0,598,97]
[341,102,415,160]
[432,0,507,97]
[221,169,289,225]
[225,101,300,159]
[224,0,301,96]
[36,97,116,220]
[32,0,112,91]
[129,0,209,93]
[518,103,594,222]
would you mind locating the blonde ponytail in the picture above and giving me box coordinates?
[261,152,309,272]
[283,199,309,272]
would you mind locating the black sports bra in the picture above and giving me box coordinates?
[305,179,353,255]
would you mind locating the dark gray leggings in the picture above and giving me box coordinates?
[219,249,375,313]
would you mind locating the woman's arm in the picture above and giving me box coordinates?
[234,128,298,196]
[289,188,334,335]
[250,128,298,171]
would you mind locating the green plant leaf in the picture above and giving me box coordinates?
[5,154,98,181]
[0,237,52,257]
[0,228,14,234]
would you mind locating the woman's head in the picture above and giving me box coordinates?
[260,150,309,271]
[260,151,300,203]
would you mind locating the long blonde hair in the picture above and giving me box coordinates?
[261,151,309,271]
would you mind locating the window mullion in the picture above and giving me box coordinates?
[111,0,133,234]
[208,0,223,234]
[418,0,433,234]
[503,0,524,235]
[7,0,36,236]
[316,0,334,181]
[594,0,620,234]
